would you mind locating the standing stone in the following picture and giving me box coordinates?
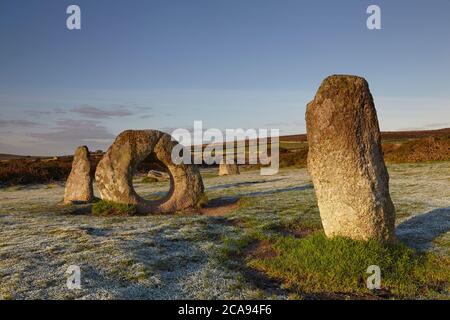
[95,130,205,214]
[306,75,396,243]
[218,159,240,176]
[64,146,94,204]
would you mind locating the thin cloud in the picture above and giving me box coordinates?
[400,123,450,131]
[31,119,115,144]
[24,110,52,117]
[0,119,42,127]
[24,108,67,118]
[135,106,153,112]
[424,123,449,129]
[1,119,115,155]
[263,120,305,130]
[70,105,133,119]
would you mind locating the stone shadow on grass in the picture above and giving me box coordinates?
[239,183,314,198]
[207,178,286,191]
[198,196,241,217]
[396,206,450,251]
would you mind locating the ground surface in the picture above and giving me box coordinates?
[0,162,449,299]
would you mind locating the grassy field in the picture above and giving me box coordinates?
[0,162,449,299]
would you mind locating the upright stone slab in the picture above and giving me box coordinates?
[64,146,94,204]
[218,159,240,176]
[306,75,396,243]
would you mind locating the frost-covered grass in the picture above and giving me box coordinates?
[0,162,449,299]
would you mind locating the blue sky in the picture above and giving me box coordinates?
[1,0,449,155]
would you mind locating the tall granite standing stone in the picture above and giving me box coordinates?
[306,75,396,243]
[64,146,94,204]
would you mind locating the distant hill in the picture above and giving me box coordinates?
[1,127,448,162]
[0,154,39,161]
[379,128,450,140]
[278,127,450,166]
[279,127,450,143]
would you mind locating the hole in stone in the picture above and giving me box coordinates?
[133,153,171,202]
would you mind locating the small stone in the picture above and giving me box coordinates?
[63,146,93,204]
[218,159,240,176]
[147,170,170,181]
[306,75,396,243]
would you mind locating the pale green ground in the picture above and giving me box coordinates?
[0,162,449,299]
